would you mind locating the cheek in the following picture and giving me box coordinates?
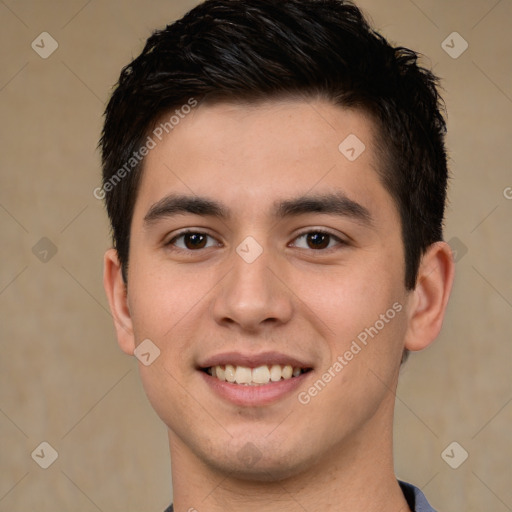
[297,273,408,429]
[127,259,213,342]
[291,260,404,345]
[126,266,218,430]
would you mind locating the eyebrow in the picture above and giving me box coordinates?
[274,192,372,225]
[143,192,373,227]
[144,194,229,225]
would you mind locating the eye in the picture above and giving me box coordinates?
[291,230,345,250]
[167,231,220,251]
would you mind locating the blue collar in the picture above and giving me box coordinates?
[164,480,437,511]
[399,480,438,512]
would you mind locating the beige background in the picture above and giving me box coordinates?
[1,0,511,510]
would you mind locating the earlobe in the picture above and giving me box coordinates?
[103,249,136,355]
[404,241,455,352]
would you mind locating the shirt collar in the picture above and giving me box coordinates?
[399,480,438,512]
[165,480,438,512]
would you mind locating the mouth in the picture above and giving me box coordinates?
[202,364,312,386]
[198,351,314,405]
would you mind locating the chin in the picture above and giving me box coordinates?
[202,443,318,483]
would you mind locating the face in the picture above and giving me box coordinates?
[119,99,414,479]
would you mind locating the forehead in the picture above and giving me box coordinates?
[134,98,391,221]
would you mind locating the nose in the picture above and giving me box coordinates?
[211,246,294,333]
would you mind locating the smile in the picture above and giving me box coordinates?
[204,364,311,385]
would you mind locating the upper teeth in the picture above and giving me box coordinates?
[207,364,304,385]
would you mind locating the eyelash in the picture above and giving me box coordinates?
[166,229,346,253]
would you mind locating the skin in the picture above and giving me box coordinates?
[104,98,454,512]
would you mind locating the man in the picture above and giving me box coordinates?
[100,1,454,510]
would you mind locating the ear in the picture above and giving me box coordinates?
[404,241,455,352]
[103,248,136,355]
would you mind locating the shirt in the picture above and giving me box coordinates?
[163,480,437,511]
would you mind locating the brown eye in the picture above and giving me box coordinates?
[183,233,207,249]
[291,230,345,251]
[305,232,330,249]
[168,232,219,251]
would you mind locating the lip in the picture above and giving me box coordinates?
[198,351,312,370]
[200,369,312,407]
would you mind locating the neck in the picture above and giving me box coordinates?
[168,396,410,512]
